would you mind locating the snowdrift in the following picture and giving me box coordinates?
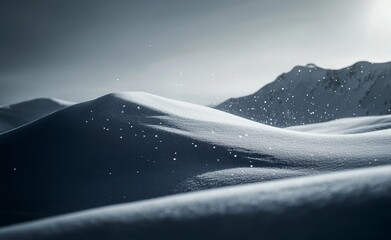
[1,165,391,240]
[287,114,391,134]
[0,92,390,227]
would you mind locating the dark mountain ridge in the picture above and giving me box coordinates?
[216,61,391,127]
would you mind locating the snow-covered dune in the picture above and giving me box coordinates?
[0,92,390,226]
[0,98,73,134]
[287,114,391,134]
[1,165,390,240]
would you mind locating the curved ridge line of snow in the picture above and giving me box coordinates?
[107,92,267,127]
[0,165,390,239]
[287,114,391,134]
[95,92,390,166]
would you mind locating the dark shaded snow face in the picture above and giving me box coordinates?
[1,165,391,240]
[0,93,275,226]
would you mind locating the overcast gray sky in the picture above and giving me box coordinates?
[1,0,390,105]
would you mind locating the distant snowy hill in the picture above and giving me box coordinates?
[0,98,73,133]
[216,61,391,127]
[0,92,389,227]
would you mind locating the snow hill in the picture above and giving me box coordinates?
[0,92,389,227]
[216,61,391,127]
[1,165,390,240]
[0,98,73,133]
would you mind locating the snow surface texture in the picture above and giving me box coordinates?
[287,114,391,134]
[0,92,390,228]
[216,61,391,127]
[0,98,73,133]
[1,165,391,240]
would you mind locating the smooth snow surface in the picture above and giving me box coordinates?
[0,98,73,133]
[216,61,391,127]
[287,114,391,134]
[0,92,390,230]
[1,165,391,240]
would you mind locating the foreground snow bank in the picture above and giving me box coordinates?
[1,165,390,240]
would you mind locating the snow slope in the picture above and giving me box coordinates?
[1,165,391,240]
[287,114,391,134]
[0,98,73,133]
[216,61,391,127]
[0,92,390,226]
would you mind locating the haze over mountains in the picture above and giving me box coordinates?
[216,61,391,127]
